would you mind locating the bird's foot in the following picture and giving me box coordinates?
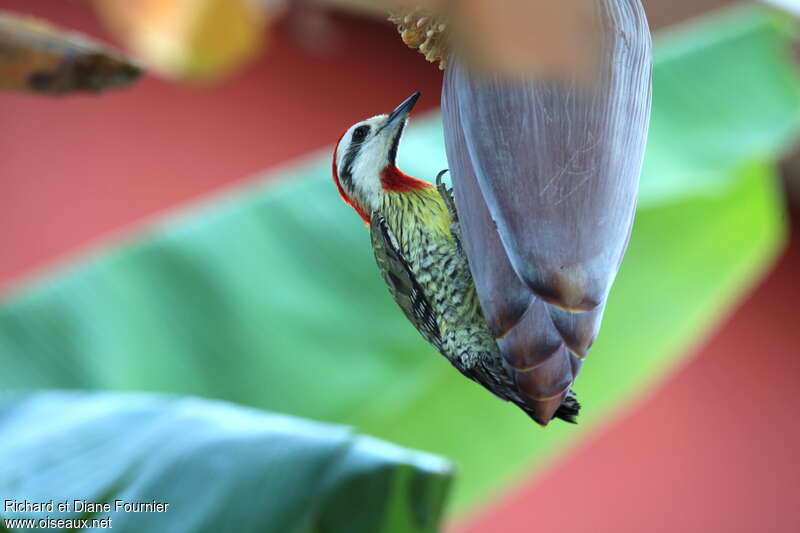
[436,169,458,220]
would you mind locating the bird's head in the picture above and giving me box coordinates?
[332,92,432,224]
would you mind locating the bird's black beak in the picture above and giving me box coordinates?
[384,92,420,129]
[380,92,419,165]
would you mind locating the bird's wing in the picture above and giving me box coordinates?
[370,210,442,350]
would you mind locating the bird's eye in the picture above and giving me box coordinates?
[353,125,370,141]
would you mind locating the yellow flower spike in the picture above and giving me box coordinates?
[388,7,448,70]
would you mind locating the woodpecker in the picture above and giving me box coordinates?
[332,92,579,425]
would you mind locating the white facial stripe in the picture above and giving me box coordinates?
[336,115,385,172]
[335,114,404,212]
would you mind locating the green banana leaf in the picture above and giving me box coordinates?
[0,392,451,533]
[0,3,797,514]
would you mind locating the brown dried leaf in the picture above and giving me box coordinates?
[0,11,141,95]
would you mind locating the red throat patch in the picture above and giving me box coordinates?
[380,166,434,193]
[332,131,433,226]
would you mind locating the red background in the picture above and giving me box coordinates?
[1,2,798,531]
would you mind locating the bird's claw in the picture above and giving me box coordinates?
[436,168,450,189]
[436,169,458,220]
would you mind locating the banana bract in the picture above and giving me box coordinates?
[442,0,652,423]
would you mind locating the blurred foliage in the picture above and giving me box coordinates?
[0,392,451,533]
[642,4,800,203]
[0,2,797,515]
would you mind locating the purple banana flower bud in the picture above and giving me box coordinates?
[442,0,652,424]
